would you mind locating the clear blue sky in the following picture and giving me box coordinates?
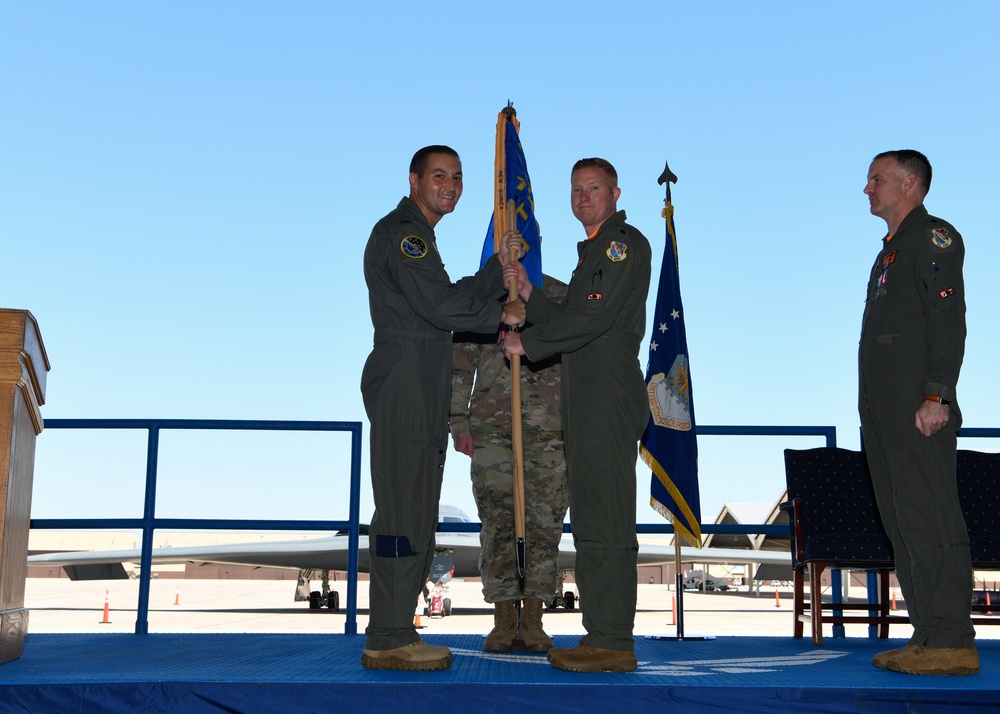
[4,2,999,528]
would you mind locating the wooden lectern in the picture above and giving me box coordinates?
[0,309,49,663]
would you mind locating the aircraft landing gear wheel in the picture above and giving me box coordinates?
[328,591,340,612]
[563,591,575,610]
[443,597,452,616]
[309,591,323,610]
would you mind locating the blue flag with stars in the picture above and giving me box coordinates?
[639,202,702,547]
[480,116,543,287]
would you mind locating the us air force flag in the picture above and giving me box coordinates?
[640,191,702,547]
[480,105,543,288]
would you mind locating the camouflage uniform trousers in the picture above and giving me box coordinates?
[470,429,569,603]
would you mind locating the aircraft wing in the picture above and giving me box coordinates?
[638,543,791,567]
[29,531,789,581]
[29,534,374,578]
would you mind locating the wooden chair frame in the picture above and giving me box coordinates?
[788,497,908,644]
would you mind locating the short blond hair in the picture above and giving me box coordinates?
[572,158,618,187]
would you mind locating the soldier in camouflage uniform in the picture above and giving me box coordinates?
[450,275,569,653]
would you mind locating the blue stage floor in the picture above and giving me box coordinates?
[1,633,998,713]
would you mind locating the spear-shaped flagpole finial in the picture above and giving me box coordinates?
[657,159,678,205]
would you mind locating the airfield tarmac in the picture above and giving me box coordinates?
[25,578,1000,639]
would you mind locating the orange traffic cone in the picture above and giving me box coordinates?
[174,587,180,606]
[986,590,992,616]
[100,590,111,624]
[891,589,897,610]
[775,589,781,608]
[671,594,677,625]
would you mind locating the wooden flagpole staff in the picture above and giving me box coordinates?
[506,198,527,578]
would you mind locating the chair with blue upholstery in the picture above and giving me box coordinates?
[781,447,905,644]
[957,449,1000,619]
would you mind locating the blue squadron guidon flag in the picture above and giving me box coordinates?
[480,104,542,288]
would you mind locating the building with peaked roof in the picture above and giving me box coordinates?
[672,493,795,586]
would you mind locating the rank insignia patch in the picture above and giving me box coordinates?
[400,235,428,259]
[931,228,952,249]
[607,241,628,262]
[939,287,956,299]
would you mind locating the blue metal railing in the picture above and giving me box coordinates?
[958,427,1000,440]
[33,419,996,638]
[34,421,833,636]
[32,419,363,635]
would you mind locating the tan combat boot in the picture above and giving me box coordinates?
[519,597,554,653]
[885,645,980,676]
[361,640,452,671]
[547,643,637,673]
[483,600,518,652]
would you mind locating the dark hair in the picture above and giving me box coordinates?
[874,149,932,193]
[410,145,459,177]
[572,157,618,187]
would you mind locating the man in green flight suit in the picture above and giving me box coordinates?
[503,158,651,672]
[860,149,977,676]
[361,145,525,671]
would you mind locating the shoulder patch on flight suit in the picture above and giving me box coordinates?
[400,235,428,259]
[930,228,952,249]
[607,240,628,262]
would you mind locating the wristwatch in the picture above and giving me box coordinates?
[924,394,951,406]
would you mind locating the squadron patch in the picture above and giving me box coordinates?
[931,228,952,249]
[607,241,628,262]
[400,235,428,259]
[882,250,897,267]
